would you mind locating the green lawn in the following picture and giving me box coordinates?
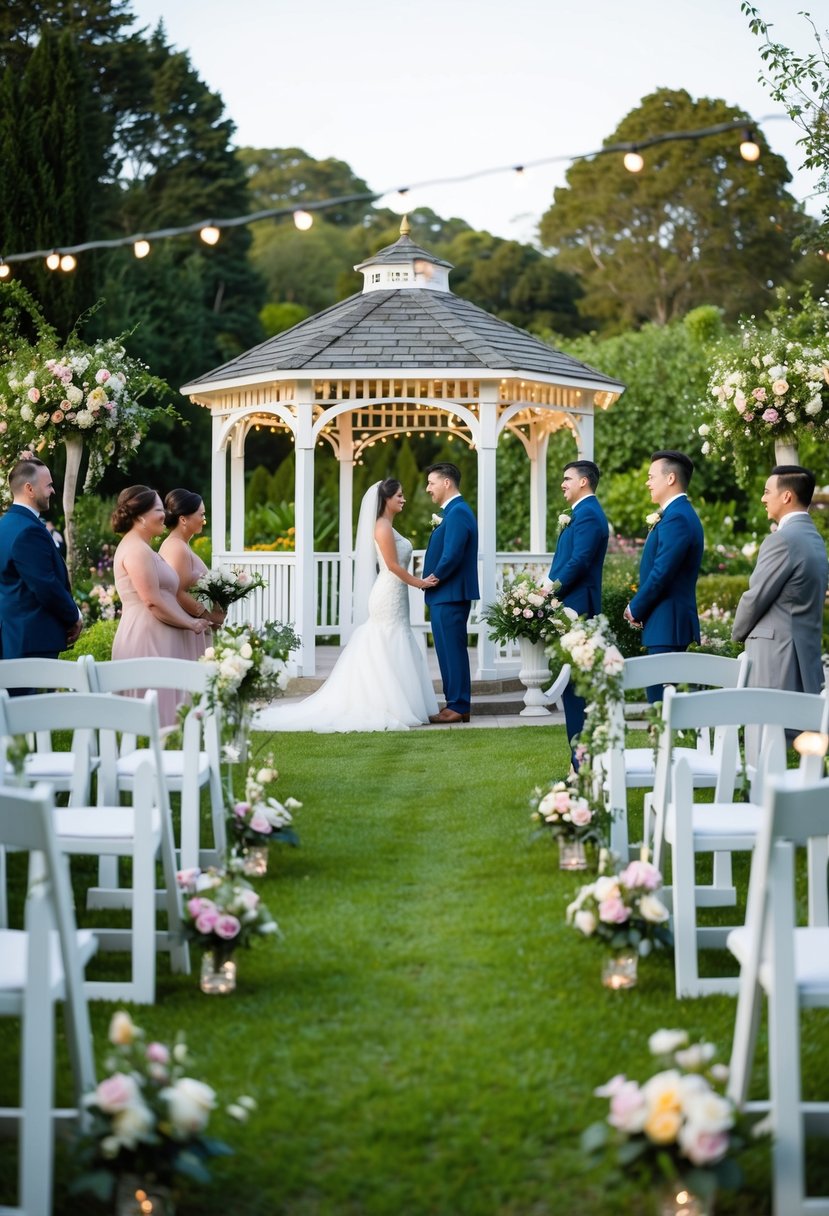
[2,725,828,1214]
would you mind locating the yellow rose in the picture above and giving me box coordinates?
[644,1108,682,1144]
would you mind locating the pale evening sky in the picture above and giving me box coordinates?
[127,0,824,242]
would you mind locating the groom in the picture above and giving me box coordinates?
[423,463,479,724]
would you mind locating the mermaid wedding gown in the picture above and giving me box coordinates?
[255,531,439,732]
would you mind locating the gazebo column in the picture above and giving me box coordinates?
[337,413,355,643]
[476,384,499,680]
[577,410,594,460]
[229,423,246,551]
[294,384,316,676]
[211,412,228,553]
[528,426,550,552]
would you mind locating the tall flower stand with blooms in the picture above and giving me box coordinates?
[701,288,829,487]
[480,574,572,717]
[566,855,672,989]
[0,281,174,577]
[177,861,279,995]
[581,1029,761,1214]
[69,1010,255,1210]
[229,753,301,877]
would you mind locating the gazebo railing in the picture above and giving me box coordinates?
[219,549,553,668]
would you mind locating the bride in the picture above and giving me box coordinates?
[255,479,440,731]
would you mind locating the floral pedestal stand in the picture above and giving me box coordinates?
[200,950,237,995]
[518,637,552,717]
[115,1175,174,1216]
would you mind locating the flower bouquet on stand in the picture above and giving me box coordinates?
[582,1028,761,1214]
[229,753,302,876]
[176,861,280,994]
[70,1010,255,1212]
[529,779,606,871]
[566,855,672,989]
[481,575,573,715]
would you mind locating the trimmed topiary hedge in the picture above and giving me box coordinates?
[60,619,117,662]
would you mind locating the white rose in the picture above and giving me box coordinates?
[805,397,823,416]
[108,1010,138,1046]
[639,893,670,923]
[284,797,302,810]
[162,1077,216,1139]
[66,384,83,404]
[701,441,711,455]
[648,1029,689,1057]
[697,423,710,436]
[20,404,33,422]
[681,1089,734,1135]
[527,592,544,607]
[674,1041,717,1071]
[593,876,620,902]
[112,1099,155,1149]
[574,909,597,936]
[240,643,253,660]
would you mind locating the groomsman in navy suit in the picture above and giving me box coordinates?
[424,462,479,724]
[625,450,704,702]
[0,456,82,664]
[547,460,609,761]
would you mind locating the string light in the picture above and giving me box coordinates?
[293,210,313,231]
[59,254,77,272]
[0,262,10,280]
[0,114,788,272]
[739,128,761,161]
[623,151,644,173]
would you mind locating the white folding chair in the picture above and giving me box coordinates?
[727,773,829,1215]
[655,687,829,998]
[87,657,225,871]
[597,651,749,859]
[0,691,188,1004]
[0,780,97,1216]
[0,657,95,802]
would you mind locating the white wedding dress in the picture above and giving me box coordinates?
[255,531,439,732]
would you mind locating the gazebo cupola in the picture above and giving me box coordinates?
[181,219,625,678]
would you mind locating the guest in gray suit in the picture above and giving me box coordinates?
[732,464,828,694]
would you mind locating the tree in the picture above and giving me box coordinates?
[237,146,375,227]
[742,3,829,239]
[539,89,804,332]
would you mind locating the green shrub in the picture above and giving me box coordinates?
[697,574,749,613]
[601,555,641,658]
[61,619,117,662]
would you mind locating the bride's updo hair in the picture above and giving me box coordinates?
[111,485,158,534]
[164,488,202,530]
[376,478,402,519]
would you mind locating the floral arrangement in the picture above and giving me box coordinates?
[581,1028,757,1203]
[75,581,120,623]
[229,754,301,850]
[190,567,267,612]
[70,1009,254,1200]
[480,574,571,645]
[566,856,671,955]
[529,778,603,845]
[701,290,829,483]
[176,861,279,962]
[200,620,300,734]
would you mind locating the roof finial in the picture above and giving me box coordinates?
[399,214,411,237]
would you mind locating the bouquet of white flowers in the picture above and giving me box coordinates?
[480,574,571,645]
[190,567,267,612]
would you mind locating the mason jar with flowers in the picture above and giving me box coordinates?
[530,778,604,870]
[229,753,301,876]
[701,289,829,485]
[566,856,672,989]
[176,862,279,993]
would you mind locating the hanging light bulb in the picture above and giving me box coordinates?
[46,251,61,270]
[59,254,77,272]
[623,151,644,174]
[0,261,10,280]
[293,210,313,231]
[134,239,151,259]
[739,129,761,162]
[199,225,221,246]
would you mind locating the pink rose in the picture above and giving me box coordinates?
[569,803,592,827]
[177,868,201,890]
[195,908,220,933]
[233,802,250,819]
[761,407,779,423]
[553,790,571,813]
[27,387,40,403]
[679,1127,729,1166]
[598,896,631,924]
[523,608,534,618]
[214,914,241,940]
[752,387,766,401]
[249,810,272,834]
[95,368,111,383]
[608,1081,648,1133]
[95,1071,140,1113]
[51,410,64,424]
[743,412,755,422]
[0,421,6,433]
[146,1042,170,1064]
[619,860,662,891]
[771,379,788,396]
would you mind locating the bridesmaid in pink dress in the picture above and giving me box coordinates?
[159,489,225,659]
[111,486,208,727]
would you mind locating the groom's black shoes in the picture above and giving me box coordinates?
[429,708,470,724]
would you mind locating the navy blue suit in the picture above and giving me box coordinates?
[0,504,79,659]
[629,495,704,700]
[548,495,609,754]
[423,496,479,714]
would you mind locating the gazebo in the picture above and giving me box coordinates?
[181,220,625,678]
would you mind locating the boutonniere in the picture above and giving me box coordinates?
[430,513,443,531]
[645,510,662,532]
[557,513,571,532]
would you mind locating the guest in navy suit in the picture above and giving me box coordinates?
[547,459,609,760]
[0,456,82,663]
[625,450,704,702]
[423,462,479,723]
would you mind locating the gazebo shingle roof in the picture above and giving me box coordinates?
[182,289,622,390]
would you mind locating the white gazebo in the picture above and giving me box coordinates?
[181,219,625,678]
